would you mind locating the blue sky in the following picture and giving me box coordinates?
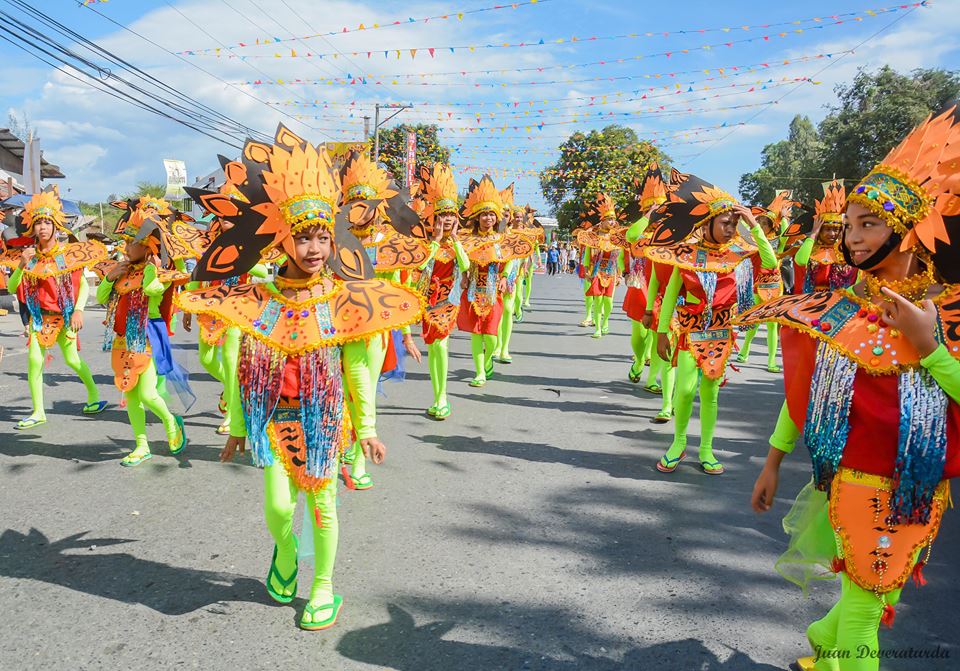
[2,0,959,210]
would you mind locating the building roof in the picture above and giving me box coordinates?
[0,128,65,179]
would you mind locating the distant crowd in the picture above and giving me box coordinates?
[544,241,579,275]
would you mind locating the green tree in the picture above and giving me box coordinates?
[539,125,670,234]
[132,181,166,199]
[817,66,960,181]
[374,124,451,184]
[738,115,824,206]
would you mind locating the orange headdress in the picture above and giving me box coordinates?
[638,163,668,210]
[645,171,740,246]
[461,175,504,220]
[419,163,459,226]
[815,180,846,227]
[22,187,69,237]
[751,190,797,230]
[110,195,198,262]
[847,101,960,274]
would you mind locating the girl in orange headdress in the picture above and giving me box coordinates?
[577,193,626,339]
[3,188,108,429]
[177,125,422,631]
[457,176,533,386]
[416,163,470,419]
[746,101,960,671]
[646,172,778,475]
[789,180,859,295]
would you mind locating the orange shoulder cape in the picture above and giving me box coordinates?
[643,236,755,273]
[461,232,533,265]
[17,241,108,278]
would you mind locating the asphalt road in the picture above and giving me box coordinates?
[0,274,956,670]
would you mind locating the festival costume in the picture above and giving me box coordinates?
[791,181,858,294]
[738,191,797,372]
[457,176,533,386]
[338,151,429,488]
[178,125,423,630]
[622,164,675,401]
[416,164,469,418]
[517,206,543,309]
[577,194,628,339]
[645,172,778,474]
[738,102,960,671]
[2,189,108,429]
[96,196,195,466]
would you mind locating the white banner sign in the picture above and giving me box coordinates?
[163,159,188,200]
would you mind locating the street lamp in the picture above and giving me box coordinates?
[373,103,413,163]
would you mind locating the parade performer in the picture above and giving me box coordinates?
[338,150,427,489]
[177,125,423,630]
[623,164,674,402]
[518,206,543,310]
[416,163,470,419]
[737,191,795,372]
[791,180,858,294]
[577,193,626,339]
[495,184,521,363]
[96,196,193,466]
[746,102,960,671]
[647,172,777,474]
[3,188,108,429]
[457,176,533,386]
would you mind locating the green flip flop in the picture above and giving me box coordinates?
[651,410,672,424]
[168,415,187,455]
[484,362,494,378]
[120,447,152,467]
[628,362,643,384]
[82,400,108,415]
[14,417,46,430]
[643,383,663,395]
[427,404,438,417]
[469,378,486,387]
[497,355,513,364]
[434,404,451,420]
[299,594,343,631]
[266,540,298,604]
[350,472,374,490]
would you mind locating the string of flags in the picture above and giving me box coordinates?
[186,2,926,60]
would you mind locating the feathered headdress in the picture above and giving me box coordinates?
[638,163,668,210]
[22,187,70,237]
[645,170,739,246]
[186,124,378,282]
[815,180,846,227]
[581,192,622,229]
[419,163,459,226]
[111,195,199,263]
[461,175,504,220]
[847,101,960,282]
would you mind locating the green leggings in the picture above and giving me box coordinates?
[348,334,387,480]
[664,350,720,463]
[125,361,177,451]
[198,329,240,428]
[740,322,780,368]
[807,550,914,671]
[630,321,675,413]
[522,265,534,306]
[583,290,594,322]
[427,337,450,408]
[497,290,517,359]
[25,328,99,420]
[263,462,338,606]
[471,332,498,383]
[591,295,613,335]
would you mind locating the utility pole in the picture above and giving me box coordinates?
[372,103,413,163]
[362,116,371,144]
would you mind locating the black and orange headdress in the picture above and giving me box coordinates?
[638,163,669,210]
[581,192,625,229]
[111,195,199,264]
[845,100,960,281]
[751,190,798,230]
[339,150,425,238]
[645,170,739,246]
[186,124,377,282]
[418,163,459,229]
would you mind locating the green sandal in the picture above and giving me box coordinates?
[168,415,187,455]
[700,460,725,475]
[266,540,298,604]
[484,362,494,378]
[426,404,438,417]
[434,404,451,420]
[350,472,374,490]
[120,447,152,467]
[628,362,643,384]
[651,410,672,424]
[497,355,512,364]
[82,400,108,415]
[14,417,46,430]
[656,450,686,473]
[299,594,343,631]
[643,383,663,395]
[767,365,783,373]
